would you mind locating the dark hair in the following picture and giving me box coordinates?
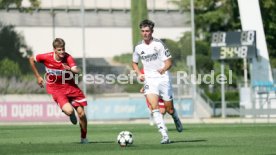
[53,38,65,48]
[139,19,155,30]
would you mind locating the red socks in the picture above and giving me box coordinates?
[81,128,87,138]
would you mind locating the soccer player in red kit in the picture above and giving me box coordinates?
[29,38,88,144]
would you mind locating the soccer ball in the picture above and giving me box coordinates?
[117,131,133,147]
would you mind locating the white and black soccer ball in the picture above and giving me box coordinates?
[117,131,133,147]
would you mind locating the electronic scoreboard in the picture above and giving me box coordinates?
[211,31,257,60]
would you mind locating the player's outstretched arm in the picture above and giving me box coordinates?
[29,56,44,88]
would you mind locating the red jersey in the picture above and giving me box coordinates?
[35,52,78,94]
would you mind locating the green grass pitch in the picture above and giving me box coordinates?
[1,123,276,155]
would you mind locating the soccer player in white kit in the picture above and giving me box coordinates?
[132,19,183,144]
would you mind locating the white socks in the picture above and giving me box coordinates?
[152,109,168,137]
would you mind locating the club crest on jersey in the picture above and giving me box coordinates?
[154,46,159,52]
[141,51,145,55]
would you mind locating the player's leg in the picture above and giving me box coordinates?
[161,80,183,132]
[75,106,88,144]
[145,79,170,144]
[149,109,154,126]
[61,102,74,115]
[158,101,166,115]
[68,87,88,144]
[61,103,78,125]
[147,94,166,127]
[52,94,77,125]
[164,100,183,132]
[149,102,165,126]
[146,97,154,125]
[147,94,170,144]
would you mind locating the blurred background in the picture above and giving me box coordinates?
[1,0,276,123]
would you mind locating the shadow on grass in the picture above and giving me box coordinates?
[168,128,189,132]
[171,139,207,143]
[74,141,114,144]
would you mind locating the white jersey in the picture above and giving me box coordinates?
[133,38,172,78]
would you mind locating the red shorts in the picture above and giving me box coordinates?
[146,98,165,109]
[51,85,87,109]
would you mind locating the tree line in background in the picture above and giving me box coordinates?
[260,0,276,67]
[131,0,148,49]
[0,0,40,10]
[1,0,276,98]
[0,0,43,94]
[115,0,276,107]
[172,0,276,106]
[0,0,39,77]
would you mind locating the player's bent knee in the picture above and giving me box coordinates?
[167,108,174,115]
[61,103,74,116]
[76,108,86,119]
[160,109,166,115]
[78,111,86,119]
[63,109,74,116]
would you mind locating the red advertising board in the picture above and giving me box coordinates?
[0,102,68,122]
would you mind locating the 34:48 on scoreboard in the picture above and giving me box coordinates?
[211,31,257,60]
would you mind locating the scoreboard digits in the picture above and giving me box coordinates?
[220,46,248,59]
[241,31,255,45]
[211,32,226,47]
[211,31,256,60]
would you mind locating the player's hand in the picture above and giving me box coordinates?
[140,87,145,93]
[37,76,44,88]
[157,68,166,75]
[138,73,145,82]
[62,63,71,71]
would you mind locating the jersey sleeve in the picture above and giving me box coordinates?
[160,42,172,61]
[66,55,77,67]
[132,47,140,63]
[35,53,47,62]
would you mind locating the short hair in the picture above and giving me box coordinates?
[53,38,65,49]
[139,19,155,30]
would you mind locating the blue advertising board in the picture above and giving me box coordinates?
[87,97,193,120]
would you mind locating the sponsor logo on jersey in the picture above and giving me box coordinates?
[45,67,63,75]
[141,53,158,62]
[141,51,145,55]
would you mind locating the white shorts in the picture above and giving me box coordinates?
[143,77,173,101]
